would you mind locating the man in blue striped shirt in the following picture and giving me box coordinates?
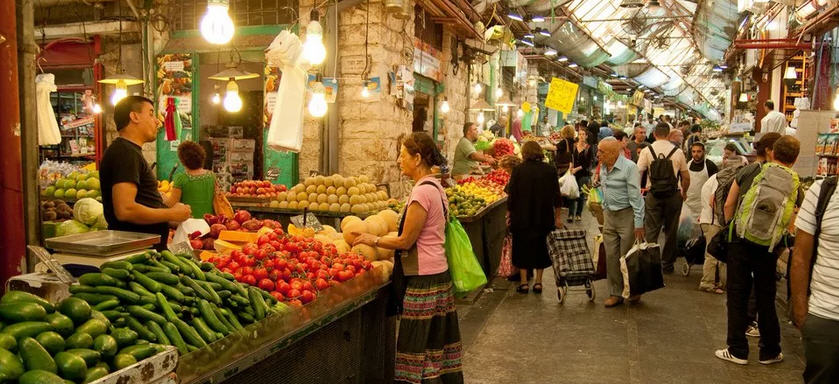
[598,138,646,307]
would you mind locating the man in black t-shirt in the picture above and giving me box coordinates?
[100,96,191,250]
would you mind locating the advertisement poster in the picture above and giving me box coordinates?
[545,77,579,114]
[155,53,193,181]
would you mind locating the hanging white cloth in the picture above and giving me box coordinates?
[265,30,310,153]
[36,73,62,146]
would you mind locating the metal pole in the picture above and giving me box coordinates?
[323,2,338,175]
[16,0,39,271]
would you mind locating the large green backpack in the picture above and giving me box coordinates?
[735,162,799,251]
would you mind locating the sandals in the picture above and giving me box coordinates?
[516,284,529,294]
[532,283,543,294]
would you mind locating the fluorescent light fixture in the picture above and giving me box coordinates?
[568,63,578,68]
[520,39,534,47]
[557,56,568,62]
[531,15,545,23]
[523,32,535,39]
[712,65,723,72]
[719,64,728,69]
[538,28,552,37]
[610,73,618,77]
[508,13,524,21]
[544,48,557,56]
[619,75,627,79]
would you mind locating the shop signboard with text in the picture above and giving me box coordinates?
[545,77,579,114]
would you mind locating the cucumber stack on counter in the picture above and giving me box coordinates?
[0,290,165,383]
[67,250,289,357]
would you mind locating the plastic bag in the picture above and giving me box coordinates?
[677,205,699,242]
[445,217,487,293]
[559,171,580,199]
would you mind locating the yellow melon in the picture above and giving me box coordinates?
[342,221,368,243]
[304,178,315,187]
[318,202,330,211]
[327,194,338,204]
[305,185,317,194]
[316,185,327,194]
[378,210,399,232]
[333,239,351,253]
[340,215,362,231]
[308,202,319,211]
[336,186,347,196]
[308,193,318,202]
[324,176,334,187]
[279,201,289,209]
[329,203,341,212]
[287,201,299,210]
[317,194,328,203]
[296,192,308,201]
[375,246,394,260]
[352,244,377,261]
[338,195,349,204]
[359,175,370,183]
[345,177,357,188]
[326,186,337,195]
[340,203,351,213]
[314,234,332,244]
[364,215,388,236]
[320,224,337,234]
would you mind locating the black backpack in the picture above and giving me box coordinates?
[646,145,680,198]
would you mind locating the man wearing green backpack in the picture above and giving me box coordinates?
[715,136,801,366]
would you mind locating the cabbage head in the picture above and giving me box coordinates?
[92,214,108,230]
[56,219,90,236]
[73,198,103,226]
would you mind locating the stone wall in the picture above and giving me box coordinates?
[439,28,469,163]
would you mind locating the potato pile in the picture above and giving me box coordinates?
[271,175,390,215]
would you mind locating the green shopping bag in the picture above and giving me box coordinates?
[445,216,487,293]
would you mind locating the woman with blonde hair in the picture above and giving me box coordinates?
[554,125,576,175]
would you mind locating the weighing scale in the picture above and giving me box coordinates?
[43,230,160,269]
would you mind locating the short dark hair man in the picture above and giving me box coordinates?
[761,100,788,134]
[452,122,496,176]
[637,122,690,274]
[100,96,191,250]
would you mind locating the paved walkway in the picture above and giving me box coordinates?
[457,214,806,384]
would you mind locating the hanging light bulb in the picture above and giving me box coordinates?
[211,92,221,104]
[308,82,328,117]
[502,105,509,113]
[361,81,370,98]
[473,83,483,94]
[495,88,503,99]
[476,112,485,125]
[200,0,235,45]
[516,108,524,118]
[110,80,128,105]
[439,97,450,114]
[302,17,326,65]
[223,79,242,112]
[92,103,102,114]
[833,88,839,111]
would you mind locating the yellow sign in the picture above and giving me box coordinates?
[545,77,579,114]
[631,91,645,107]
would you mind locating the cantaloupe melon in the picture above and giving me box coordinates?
[308,202,319,211]
[359,175,370,183]
[333,239,351,253]
[338,195,349,204]
[343,221,368,244]
[316,185,327,194]
[314,234,332,244]
[326,186,337,195]
[308,193,318,202]
[327,194,338,204]
[340,203,351,213]
[341,215,362,231]
[378,210,398,232]
[318,202,330,211]
[296,192,307,201]
[305,185,317,194]
[364,215,387,236]
[288,201,299,210]
[352,244,377,261]
[336,186,347,196]
[319,225,337,235]
[314,175,325,185]
[279,201,289,209]
[324,176,334,187]
[329,203,341,212]
[375,246,394,260]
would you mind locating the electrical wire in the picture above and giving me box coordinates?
[361,0,370,80]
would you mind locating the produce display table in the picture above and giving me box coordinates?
[457,197,507,278]
[176,272,395,384]
[230,205,373,228]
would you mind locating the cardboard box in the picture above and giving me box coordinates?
[6,272,72,304]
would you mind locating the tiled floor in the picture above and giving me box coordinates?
[457,213,806,384]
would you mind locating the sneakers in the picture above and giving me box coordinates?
[759,353,784,365]
[715,349,748,365]
[746,325,760,338]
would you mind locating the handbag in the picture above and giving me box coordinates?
[212,178,234,218]
[592,234,607,280]
[445,216,487,293]
[707,221,734,263]
[619,241,665,298]
[496,235,516,278]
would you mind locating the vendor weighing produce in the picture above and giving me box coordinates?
[452,122,497,177]
[100,96,191,250]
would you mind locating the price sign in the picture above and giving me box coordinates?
[290,212,323,231]
[545,77,579,114]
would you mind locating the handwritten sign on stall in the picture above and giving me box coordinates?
[545,77,579,114]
